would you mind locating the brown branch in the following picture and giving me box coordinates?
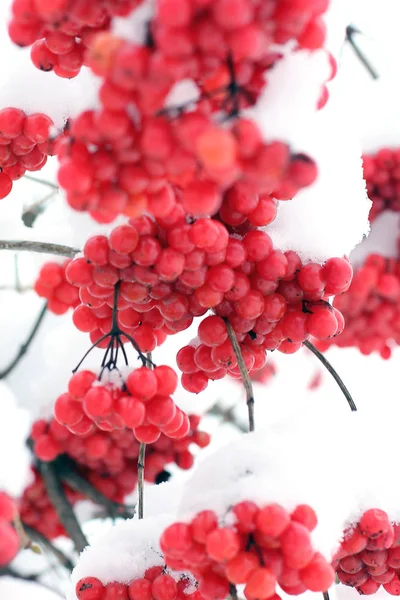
[0,302,48,379]
[59,463,135,520]
[38,461,88,554]
[0,240,79,257]
[23,524,74,571]
[138,442,146,520]
[303,340,357,411]
[224,319,255,432]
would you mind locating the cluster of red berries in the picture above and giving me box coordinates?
[363,148,400,222]
[34,259,80,314]
[9,0,142,78]
[0,107,57,199]
[20,468,83,539]
[75,567,202,600]
[50,365,189,445]
[318,253,400,359]
[63,220,352,391]
[0,491,19,566]
[161,502,334,600]
[49,0,330,224]
[58,107,318,224]
[333,508,400,595]
[22,414,209,539]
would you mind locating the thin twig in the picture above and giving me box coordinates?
[303,340,357,411]
[59,463,135,520]
[346,25,379,80]
[0,302,48,379]
[23,525,75,571]
[323,592,330,600]
[22,189,58,228]
[138,442,146,520]
[208,404,247,433]
[0,240,79,257]
[224,319,255,432]
[38,461,88,554]
[23,174,59,189]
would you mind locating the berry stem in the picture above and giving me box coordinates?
[346,25,379,80]
[23,174,59,189]
[138,442,146,520]
[59,460,135,520]
[72,333,112,374]
[224,318,255,432]
[0,240,79,258]
[38,460,88,554]
[23,524,75,571]
[323,592,330,600]
[0,301,48,379]
[303,340,357,411]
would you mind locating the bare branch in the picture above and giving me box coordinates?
[138,443,146,520]
[23,174,59,189]
[303,340,357,412]
[346,25,379,80]
[224,319,255,432]
[38,461,88,554]
[59,463,135,520]
[0,302,48,379]
[0,240,79,257]
[23,525,75,571]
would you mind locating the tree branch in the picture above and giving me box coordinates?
[224,319,255,432]
[303,340,357,411]
[59,462,135,520]
[38,461,88,554]
[23,174,59,189]
[346,25,379,80]
[138,442,146,520]
[23,525,75,571]
[0,240,79,257]
[0,302,48,379]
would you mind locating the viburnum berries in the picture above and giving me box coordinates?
[0,107,58,198]
[333,508,400,595]
[75,570,202,600]
[51,365,189,444]
[0,491,19,566]
[363,148,400,221]
[34,260,80,314]
[160,501,334,599]
[319,252,400,358]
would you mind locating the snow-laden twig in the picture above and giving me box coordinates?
[0,240,79,257]
[0,302,47,379]
[224,319,255,432]
[38,461,88,554]
[303,340,357,411]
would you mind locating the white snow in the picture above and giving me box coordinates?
[0,577,61,600]
[0,381,31,496]
[68,516,172,599]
